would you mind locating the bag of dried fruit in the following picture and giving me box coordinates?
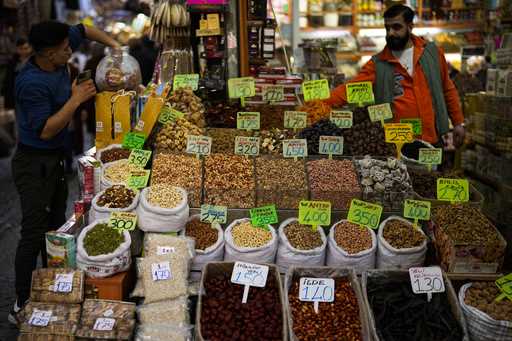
[90,184,140,222]
[184,215,225,272]
[136,185,189,232]
[276,218,327,274]
[76,219,132,278]
[459,282,512,341]
[326,220,377,274]
[376,216,427,270]
[224,218,278,264]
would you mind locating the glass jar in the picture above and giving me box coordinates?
[95,47,142,92]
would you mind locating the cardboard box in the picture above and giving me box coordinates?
[46,232,76,268]
[84,271,134,301]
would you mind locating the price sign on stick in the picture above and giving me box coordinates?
[319,136,343,159]
[283,139,307,159]
[384,123,414,159]
[284,111,308,130]
[186,135,212,157]
[262,85,284,102]
[347,199,382,230]
[235,136,260,156]
[437,178,469,203]
[302,79,330,102]
[298,200,331,231]
[403,199,431,229]
[128,149,152,168]
[346,82,374,106]
[127,170,150,189]
[158,106,185,124]
[250,205,278,228]
[108,212,137,232]
[228,77,255,106]
[368,103,393,125]
[231,262,269,303]
[419,148,442,172]
[409,266,445,302]
[173,74,199,91]
[401,118,422,136]
[122,132,146,150]
[54,273,74,293]
[495,273,512,301]
[200,204,227,224]
[237,112,260,130]
[330,111,353,128]
[299,277,335,314]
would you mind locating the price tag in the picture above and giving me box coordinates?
[151,261,172,281]
[403,199,431,228]
[401,118,422,136]
[347,199,382,230]
[319,136,343,157]
[158,106,185,125]
[419,148,442,165]
[437,178,469,202]
[173,74,200,91]
[186,135,212,156]
[108,212,137,232]
[29,309,52,327]
[302,79,330,102]
[228,77,256,99]
[127,169,150,189]
[368,103,393,123]
[298,200,331,229]
[93,318,116,331]
[262,85,284,102]
[235,136,260,156]
[237,112,260,130]
[346,82,374,105]
[200,204,227,224]
[128,149,152,168]
[54,273,74,293]
[156,246,176,255]
[330,111,353,128]
[207,13,220,29]
[284,111,307,129]
[283,139,308,159]
[250,205,278,227]
[122,132,145,150]
[231,261,269,303]
[299,278,335,302]
[384,123,414,144]
[496,273,512,301]
[409,266,445,302]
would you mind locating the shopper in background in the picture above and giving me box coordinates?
[129,34,158,85]
[9,20,119,324]
[1,38,32,110]
[326,4,465,148]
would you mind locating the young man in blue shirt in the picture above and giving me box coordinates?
[10,21,119,324]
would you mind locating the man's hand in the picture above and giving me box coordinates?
[453,124,465,148]
[71,79,96,105]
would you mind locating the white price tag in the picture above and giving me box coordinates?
[93,318,116,331]
[231,262,269,304]
[299,277,335,302]
[29,309,52,327]
[151,261,172,281]
[156,246,175,255]
[409,266,445,299]
[54,273,74,293]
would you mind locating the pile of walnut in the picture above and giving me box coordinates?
[167,87,206,128]
[155,117,203,152]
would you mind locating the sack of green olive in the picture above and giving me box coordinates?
[184,215,225,272]
[76,220,132,278]
[275,218,327,274]
[136,185,189,233]
[224,218,278,264]
[90,185,139,222]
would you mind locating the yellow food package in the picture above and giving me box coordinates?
[112,92,132,144]
[134,94,165,137]
[95,91,114,149]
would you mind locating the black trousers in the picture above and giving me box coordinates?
[11,145,68,303]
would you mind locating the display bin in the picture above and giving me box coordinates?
[207,127,254,154]
[284,266,371,341]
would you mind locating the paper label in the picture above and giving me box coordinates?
[262,85,284,102]
[250,205,278,227]
[235,136,260,156]
[231,262,269,287]
[330,111,353,128]
[158,106,185,124]
[283,139,308,158]
[368,103,393,122]
[403,199,431,221]
[418,148,443,165]
[128,149,152,168]
[200,204,227,224]
[29,310,52,327]
[496,273,512,298]
[401,118,422,135]
[157,246,176,255]
[108,212,137,232]
[54,273,74,293]
[173,74,200,91]
[122,132,146,150]
[228,77,256,99]
[298,200,331,227]
[151,261,171,281]
[114,122,122,133]
[347,199,382,229]
[346,82,374,104]
[437,178,469,202]
[319,136,343,156]
[237,112,260,130]
[409,266,445,294]
[207,13,220,29]
[186,135,212,156]
[302,79,330,102]
[284,111,307,129]
[299,277,335,302]
[384,123,414,144]
[93,318,116,331]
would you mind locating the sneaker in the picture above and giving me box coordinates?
[7,299,26,326]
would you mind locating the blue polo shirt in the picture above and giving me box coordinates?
[15,24,85,150]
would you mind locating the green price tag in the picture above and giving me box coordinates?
[173,74,199,91]
[262,85,284,102]
[298,200,331,229]
[108,212,137,232]
[437,178,469,202]
[158,106,185,125]
[228,77,256,99]
[347,199,383,229]
[302,79,330,102]
[122,132,146,150]
[127,169,150,189]
[496,273,512,301]
[235,136,260,156]
[237,112,260,130]
[401,118,422,136]
[418,148,443,165]
[284,111,308,129]
[368,103,393,123]
[319,136,343,157]
[403,199,431,228]
[128,149,152,168]
[250,205,278,227]
[346,82,375,105]
[283,139,308,158]
[186,135,212,156]
[330,111,353,128]
[200,204,227,224]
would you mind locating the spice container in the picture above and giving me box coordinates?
[327,220,377,273]
[207,127,252,154]
[141,254,190,303]
[151,153,202,207]
[154,117,204,153]
[30,268,84,304]
[98,145,131,164]
[75,299,136,340]
[307,158,362,210]
[256,157,308,209]
[204,154,255,208]
[432,205,507,273]
[362,270,467,341]
[285,267,370,341]
[90,185,139,222]
[276,218,327,273]
[185,215,224,271]
[95,47,141,92]
[197,262,286,341]
[18,302,81,336]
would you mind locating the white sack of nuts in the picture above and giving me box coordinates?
[326,219,377,274]
[136,185,189,233]
[276,218,327,274]
[101,159,142,190]
[224,218,278,264]
[89,185,140,222]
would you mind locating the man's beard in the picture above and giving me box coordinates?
[386,31,410,51]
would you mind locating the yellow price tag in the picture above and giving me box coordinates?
[368,103,393,123]
[437,178,469,202]
[347,199,382,229]
[228,77,256,99]
[207,13,220,30]
[237,112,260,130]
[384,123,414,144]
[108,212,137,232]
[302,79,330,102]
[262,85,284,102]
[186,135,212,156]
[235,136,260,156]
[173,74,199,91]
[128,149,152,168]
[283,139,308,158]
[284,111,307,129]
[346,82,375,105]
[298,200,331,228]
[330,111,353,128]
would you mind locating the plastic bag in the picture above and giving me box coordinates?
[136,186,189,233]
[135,323,193,341]
[459,283,512,341]
[89,186,140,222]
[143,234,196,260]
[136,297,189,325]
[276,218,327,273]
[131,258,144,298]
[326,219,377,274]
[141,254,189,303]
[224,218,278,264]
[184,215,224,271]
[376,216,427,270]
